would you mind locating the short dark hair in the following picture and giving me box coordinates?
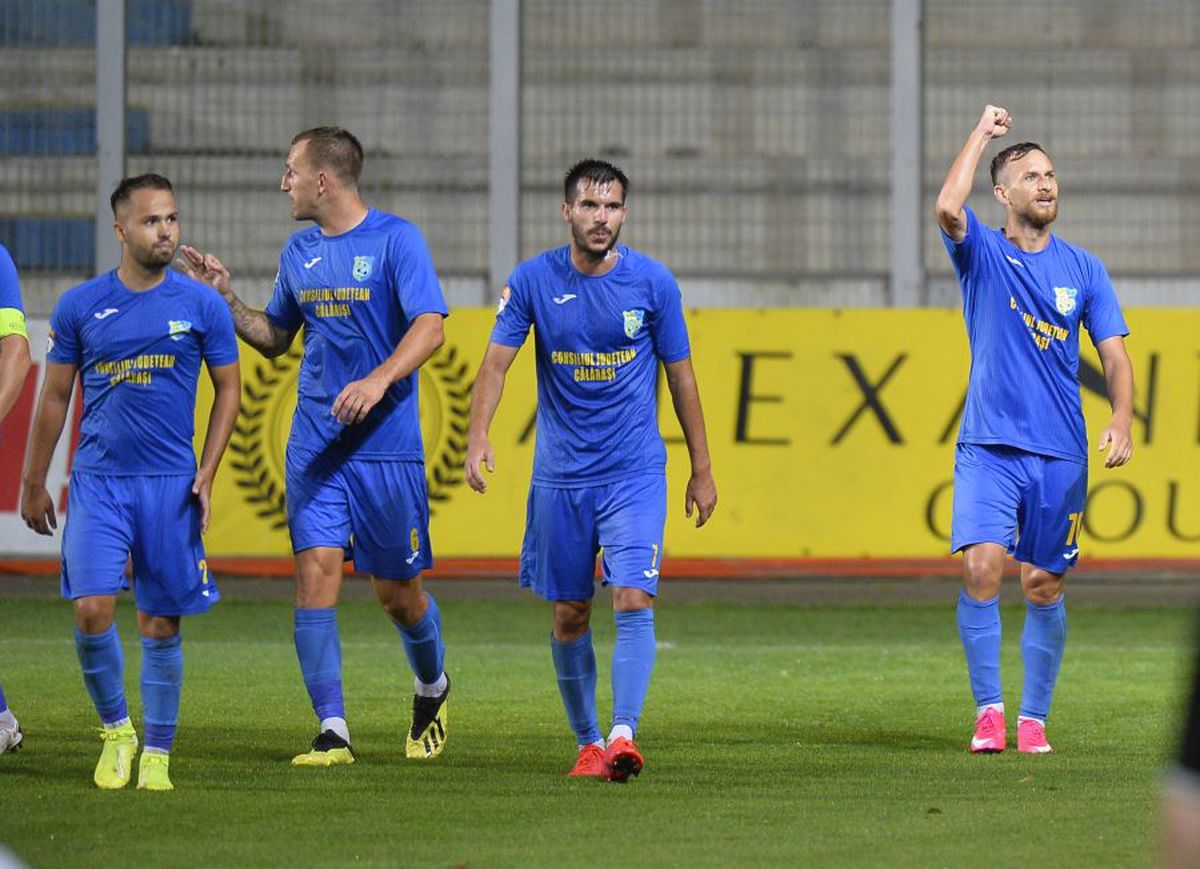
[110,173,174,215]
[990,142,1048,185]
[292,126,364,185]
[564,158,629,203]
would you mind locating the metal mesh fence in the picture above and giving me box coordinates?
[923,0,1200,305]
[144,0,491,310]
[2,1,1200,312]
[521,0,892,306]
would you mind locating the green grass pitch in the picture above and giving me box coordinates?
[0,588,1192,867]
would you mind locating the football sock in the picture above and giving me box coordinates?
[294,607,345,723]
[611,608,656,736]
[319,716,350,743]
[140,635,182,753]
[75,625,129,725]
[395,593,445,687]
[551,630,601,747]
[414,673,448,699]
[957,589,1002,707]
[608,724,633,743]
[1020,597,1067,721]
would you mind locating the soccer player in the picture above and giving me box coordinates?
[19,174,241,789]
[0,241,32,755]
[178,127,451,765]
[464,159,717,781]
[935,105,1134,754]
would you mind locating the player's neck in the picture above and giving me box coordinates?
[570,245,620,277]
[316,196,370,237]
[1001,219,1051,253]
[116,261,168,292]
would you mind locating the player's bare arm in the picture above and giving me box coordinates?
[330,311,444,425]
[193,360,241,533]
[663,357,717,528]
[464,342,521,493]
[178,245,295,358]
[935,104,1013,241]
[0,332,31,422]
[19,361,76,535]
[1095,335,1134,469]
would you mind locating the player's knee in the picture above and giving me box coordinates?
[553,601,591,640]
[612,586,654,612]
[378,583,426,627]
[1023,573,1064,606]
[961,549,1004,598]
[137,614,180,639]
[961,570,1001,600]
[73,598,115,634]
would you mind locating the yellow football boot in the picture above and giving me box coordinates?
[94,722,138,789]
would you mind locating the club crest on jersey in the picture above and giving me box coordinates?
[352,255,375,282]
[623,309,645,339]
[168,320,192,340]
[1053,286,1078,316]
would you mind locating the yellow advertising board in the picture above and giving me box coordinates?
[195,308,1200,560]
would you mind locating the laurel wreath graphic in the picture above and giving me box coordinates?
[228,344,472,529]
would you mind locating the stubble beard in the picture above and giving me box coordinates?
[572,222,620,263]
[137,243,176,272]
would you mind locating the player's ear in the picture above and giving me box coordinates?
[560,200,572,222]
[112,220,125,245]
[992,183,1009,207]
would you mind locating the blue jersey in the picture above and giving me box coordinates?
[266,209,448,460]
[942,207,1128,463]
[490,244,691,486]
[47,269,239,475]
[0,242,26,338]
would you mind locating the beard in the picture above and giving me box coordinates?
[1020,199,1058,229]
[571,221,621,260]
[135,243,176,270]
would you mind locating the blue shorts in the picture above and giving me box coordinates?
[519,474,667,602]
[951,443,1088,574]
[286,446,432,581]
[61,473,217,616]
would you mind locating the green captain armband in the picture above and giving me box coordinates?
[0,308,27,339]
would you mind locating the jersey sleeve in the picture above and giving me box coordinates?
[488,274,532,348]
[0,244,26,339]
[940,205,981,278]
[388,223,449,320]
[202,291,240,367]
[47,294,81,366]
[1082,256,1129,345]
[264,252,303,332]
[651,270,691,363]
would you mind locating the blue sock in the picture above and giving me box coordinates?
[294,608,345,721]
[0,680,7,714]
[75,625,129,725]
[551,630,601,746]
[395,593,445,685]
[1020,597,1067,721]
[611,609,656,735]
[957,589,1002,707]
[140,635,182,752]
